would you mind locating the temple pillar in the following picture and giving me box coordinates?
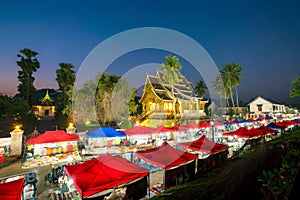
[10,126,24,156]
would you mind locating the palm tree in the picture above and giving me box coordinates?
[219,63,244,107]
[195,80,207,98]
[17,48,40,102]
[212,74,230,107]
[160,55,182,93]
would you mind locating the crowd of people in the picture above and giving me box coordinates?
[44,164,81,200]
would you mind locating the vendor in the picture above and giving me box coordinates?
[23,183,35,200]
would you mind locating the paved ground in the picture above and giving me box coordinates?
[0,160,55,199]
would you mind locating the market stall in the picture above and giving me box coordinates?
[134,142,197,190]
[152,125,179,145]
[123,126,154,144]
[65,154,149,199]
[85,127,126,154]
[0,178,24,200]
[23,130,81,168]
[179,135,228,173]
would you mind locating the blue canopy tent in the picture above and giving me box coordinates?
[239,119,251,123]
[86,128,126,149]
[265,115,273,120]
[267,123,282,130]
[86,127,126,138]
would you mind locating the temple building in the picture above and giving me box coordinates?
[32,89,56,117]
[139,71,208,125]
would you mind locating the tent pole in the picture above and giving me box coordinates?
[148,172,150,198]
[163,169,166,190]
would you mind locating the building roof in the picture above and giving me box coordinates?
[31,88,57,105]
[142,71,200,102]
[248,96,286,105]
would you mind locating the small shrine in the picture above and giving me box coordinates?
[32,89,56,117]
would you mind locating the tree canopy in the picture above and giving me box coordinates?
[160,55,182,92]
[72,73,137,130]
[55,63,76,129]
[290,76,300,98]
[216,63,244,107]
[16,48,40,103]
[195,80,207,98]
[0,94,36,136]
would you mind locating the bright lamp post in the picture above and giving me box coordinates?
[210,120,215,142]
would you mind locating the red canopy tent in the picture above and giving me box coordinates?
[26,130,79,145]
[223,127,264,138]
[180,122,201,129]
[222,127,249,137]
[259,126,277,135]
[198,121,211,128]
[134,142,197,189]
[134,142,197,170]
[65,154,148,198]
[179,135,228,154]
[152,125,180,133]
[0,178,24,200]
[213,121,226,127]
[123,126,154,136]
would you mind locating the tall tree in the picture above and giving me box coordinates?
[56,63,76,106]
[16,48,40,103]
[290,76,300,98]
[55,63,76,129]
[219,63,244,107]
[195,80,207,98]
[159,55,182,93]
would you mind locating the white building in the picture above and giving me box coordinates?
[248,96,286,118]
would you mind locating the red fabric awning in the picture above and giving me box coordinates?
[223,127,264,138]
[259,126,277,135]
[65,154,148,198]
[152,125,179,133]
[198,121,211,128]
[179,135,228,154]
[134,142,197,170]
[26,130,79,145]
[180,122,201,129]
[123,126,154,136]
[0,178,24,200]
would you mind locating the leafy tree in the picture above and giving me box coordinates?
[55,63,76,129]
[219,63,244,107]
[72,80,98,125]
[73,73,138,129]
[16,48,40,103]
[95,73,120,126]
[112,79,137,129]
[289,76,300,98]
[195,80,207,98]
[0,94,36,134]
[159,55,182,93]
[56,63,76,106]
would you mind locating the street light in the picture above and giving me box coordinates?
[210,120,215,142]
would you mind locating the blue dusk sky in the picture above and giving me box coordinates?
[0,0,300,104]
